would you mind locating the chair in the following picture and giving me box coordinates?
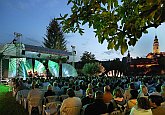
[16,90,22,104]
[117,103,127,115]
[80,104,88,115]
[42,102,60,115]
[60,95,68,101]
[101,113,109,115]
[60,106,81,115]
[20,89,29,105]
[24,98,28,109]
[110,110,121,115]
[28,96,42,115]
[75,93,83,98]
[46,96,58,103]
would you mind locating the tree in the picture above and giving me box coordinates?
[57,0,165,54]
[82,62,101,76]
[43,18,67,51]
[158,56,165,70]
[80,51,96,62]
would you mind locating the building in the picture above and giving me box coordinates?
[127,35,165,75]
[146,35,165,59]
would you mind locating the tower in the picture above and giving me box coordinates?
[153,35,160,54]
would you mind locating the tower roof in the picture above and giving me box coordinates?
[154,35,158,42]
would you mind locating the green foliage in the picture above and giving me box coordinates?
[82,62,100,76]
[80,51,96,62]
[43,18,67,51]
[57,0,165,54]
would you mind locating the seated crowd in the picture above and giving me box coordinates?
[10,75,165,115]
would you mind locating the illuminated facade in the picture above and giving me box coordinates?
[153,35,160,54]
[146,36,165,59]
[128,35,165,75]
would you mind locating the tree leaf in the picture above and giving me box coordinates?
[108,41,114,49]
[121,42,128,55]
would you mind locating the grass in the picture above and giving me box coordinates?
[0,84,29,115]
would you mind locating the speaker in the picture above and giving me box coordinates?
[22,50,25,55]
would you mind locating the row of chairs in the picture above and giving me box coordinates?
[15,89,70,115]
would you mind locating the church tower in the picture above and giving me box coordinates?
[127,50,131,63]
[153,35,160,54]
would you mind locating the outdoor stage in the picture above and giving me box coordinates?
[0,43,77,80]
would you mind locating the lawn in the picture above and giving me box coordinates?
[0,84,28,115]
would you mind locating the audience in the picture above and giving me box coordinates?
[60,88,82,115]
[81,88,94,106]
[150,85,161,96]
[130,97,152,115]
[53,82,61,96]
[74,85,83,98]
[149,95,165,115]
[103,85,113,103]
[124,82,136,100]
[138,85,149,98]
[126,89,139,113]
[84,91,107,115]
[160,85,165,100]
[108,88,127,114]
[27,81,42,100]
[44,85,55,97]
[11,75,165,115]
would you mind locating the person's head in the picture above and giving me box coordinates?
[130,89,138,99]
[47,85,53,91]
[86,88,93,98]
[140,85,148,94]
[95,91,103,99]
[53,82,58,87]
[88,83,93,89]
[67,88,75,97]
[149,95,164,107]
[137,97,150,110]
[129,82,135,89]
[113,88,123,98]
[75,85,80,91]
[104,85,111,92]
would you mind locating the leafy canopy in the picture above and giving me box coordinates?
[80,51,96,62]
[57,0,165,54]
[82,62,101,76]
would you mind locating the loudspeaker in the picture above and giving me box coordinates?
[22,50,25,55]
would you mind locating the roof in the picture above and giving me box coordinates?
[0,43,72,59]
[24,44,71,56]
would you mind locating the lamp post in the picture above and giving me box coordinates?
[71,45,76,68]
